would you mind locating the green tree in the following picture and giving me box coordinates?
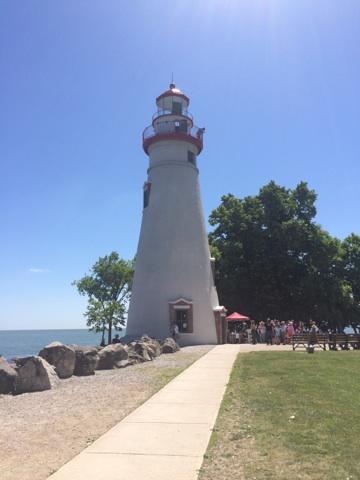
[341,234,360,331]
[209,181,355,330]
[73,252,134,344]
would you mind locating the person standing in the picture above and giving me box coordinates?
[274,320,281,345]
[172,323,179,340]
[259,321,266,343]
[310,320,318,333]
[251,320,258,345]
[246,323,252,344]
[287,321,295,344]
[308,320,318,349]
[265,319,273,345]
[280,321,287,345]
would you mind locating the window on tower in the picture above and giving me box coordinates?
[175,120,187,133]
[188,150,196,166]
[172,101,182,115]
[143,182,151,208]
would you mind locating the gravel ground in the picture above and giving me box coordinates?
[0,345,213,480]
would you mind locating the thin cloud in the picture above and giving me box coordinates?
[29,268,50,273]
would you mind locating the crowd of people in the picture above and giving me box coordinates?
[227,319,320,345]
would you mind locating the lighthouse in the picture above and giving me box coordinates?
[126,84,226,345]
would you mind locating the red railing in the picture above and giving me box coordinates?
[143,120,203,141]
[142,120,204,154]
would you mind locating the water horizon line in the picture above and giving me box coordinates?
[0,328,126,332]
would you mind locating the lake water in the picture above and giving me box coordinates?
[0,329,125,360]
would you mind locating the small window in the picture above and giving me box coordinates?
[143,182,151,208]
[179,120,187,132]
[174,120,187,133]
[188,150,196,166]
[172,101,182,115]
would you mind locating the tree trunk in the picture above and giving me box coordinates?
[108,319,112,344]
[351,323,358,334]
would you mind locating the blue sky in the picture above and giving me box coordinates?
[0,0,359,330]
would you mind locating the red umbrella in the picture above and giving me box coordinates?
[226,312,250,321]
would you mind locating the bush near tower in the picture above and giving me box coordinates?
[73,252,134,345]
[209,180,360,332]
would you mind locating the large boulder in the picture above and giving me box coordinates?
[38,342,75,379]
[73,346,99,376]
[140,335,161,357]
[127,340,154,364]
[161,337,180,354]
[97,343,129,370]
[14,356,59,394]
[126,348,146,365]
[0,356,17,394]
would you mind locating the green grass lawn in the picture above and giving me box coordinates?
[199,351,360,480]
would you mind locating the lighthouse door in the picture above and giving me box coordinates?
[176,310,188,333]
[169,299,194,334]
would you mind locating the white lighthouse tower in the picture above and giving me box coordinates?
[126,83,226,345]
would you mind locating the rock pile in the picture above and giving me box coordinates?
[97,343,129,369]
[39,342,76,379]
[73,346,99,376]
[0,335,180,396]
[161,337,180,354]
[0,356,17,394]
[14,356,60,394]
[127,335,162,364]
[141,335,162,357]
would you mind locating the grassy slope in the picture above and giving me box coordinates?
[199,351,360,480]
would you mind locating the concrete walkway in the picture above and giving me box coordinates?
[48,344,290,480]
[48,345,239,480]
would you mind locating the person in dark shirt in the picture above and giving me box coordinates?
[250,320,258,344]
[265,319,273,345]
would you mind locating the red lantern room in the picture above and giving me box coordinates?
[142,83,204,155]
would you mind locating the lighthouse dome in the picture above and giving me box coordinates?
[156,83,190,110]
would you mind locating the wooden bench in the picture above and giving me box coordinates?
[292,333,327,351]
[329,334,348,350]
[347,334,360,349]
[329,334,360,350]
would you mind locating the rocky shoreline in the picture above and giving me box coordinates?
[0,335,179,395]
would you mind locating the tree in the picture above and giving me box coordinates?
[73,252,134,344]
[341,234,360,331]
[209,181,357,331]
